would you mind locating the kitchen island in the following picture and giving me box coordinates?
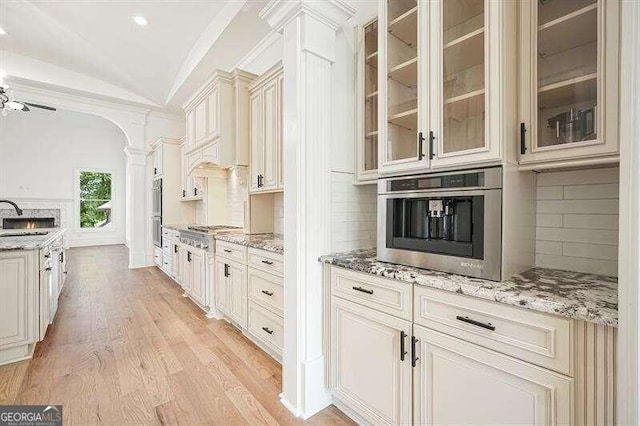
[0,228,66,365]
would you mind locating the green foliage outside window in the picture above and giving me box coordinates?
[79,171,112,228]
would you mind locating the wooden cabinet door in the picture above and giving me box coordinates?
[171,243,181,282]
[180,247,191,292]
[186,110,196,148]
[190,250,207,306]
[518,0,619,167]
[412,324,573,425]
[194,99,207,144]
[276,74,284,189]
[429,0,506,169]
[0,252,35,347]
[261,79,279,191]
[378,0,431,175]
[330,297,412,425]
[214,258,230,316]
[249,90,264,192]
[207,87,219,139]
[153,145,163,176]
[356,19,379,183]
[228,261,247,329]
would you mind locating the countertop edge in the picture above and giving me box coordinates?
[0,228,67,251]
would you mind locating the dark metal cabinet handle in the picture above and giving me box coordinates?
[520,122,527,155]
[429,131,435,160]
[262,326,274,335]
[45,267,52,271]
[352,286,373,295]
[154,167,157,175]
[44,254,50,258]
[400,330,407,361]
[223,249,232,253]
[456,315,496,331]
[187,252,192,262]
[174,244,178,254]
[418,132,425,160]
[182,190,186,197]
[411,336,419,367]
[224,263,230,277]
[261,260,274,265]
[261,290,274,297]
[194,188,198,196]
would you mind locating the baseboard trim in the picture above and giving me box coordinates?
[279,393,301,417]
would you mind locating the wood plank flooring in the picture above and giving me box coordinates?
[0,245,354,426]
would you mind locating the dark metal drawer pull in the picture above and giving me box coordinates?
[456,315,495,331]
[223,249,232,253]
[261,260,274,265]
[411,336,419,367]
[261,290,274,297]
[262,326,274,335]
[352,286,373,295]
[400,330,407,361]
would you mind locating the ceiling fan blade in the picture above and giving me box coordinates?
[23,102,56,111]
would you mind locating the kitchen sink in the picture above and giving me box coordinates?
[0,231,49,237]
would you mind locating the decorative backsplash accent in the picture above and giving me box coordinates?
[535,167,619,277]
[331,171,376,252]
[0,208,61,228]
[273,192,284,235]
[227,166,248,228]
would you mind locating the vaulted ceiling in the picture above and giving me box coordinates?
[0,0,272,112]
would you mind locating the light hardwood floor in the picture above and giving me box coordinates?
[0,245,354,425]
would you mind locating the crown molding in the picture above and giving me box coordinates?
[260,0,356,33]
[235,28,282,71]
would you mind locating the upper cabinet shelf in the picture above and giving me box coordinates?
[519,0,619,169]
[388,7,417,47]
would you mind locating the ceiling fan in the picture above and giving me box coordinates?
[0,84,56,115]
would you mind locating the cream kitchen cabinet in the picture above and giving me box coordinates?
[355,18,379,183]
[412,325,572,425]
[326,265,616,426]
[180,139,203,201]
[249,63,283,193]
[331,297,412,425]
[180,244,208,309]
[214,256,247,329]
[518,0,619,170]
[377,0,517,175]
[182,69,256,170]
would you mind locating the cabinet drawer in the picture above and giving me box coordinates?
[248,301,283,357]
[216,241,247,263]
[414,285,573,375]
[331,267,412,321]
[247,248,283,276]
[248,268,283,317]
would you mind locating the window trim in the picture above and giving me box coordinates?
[75,168,116,234]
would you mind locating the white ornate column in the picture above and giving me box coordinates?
[123,120,149,269]
[260,0,355,418]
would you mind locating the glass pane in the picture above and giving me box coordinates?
[386,0,418,162]
[364,20,378,172]
[442,0,485,154]
[80,200,112,228]
[80,171,112,200]
[537,0,598,147]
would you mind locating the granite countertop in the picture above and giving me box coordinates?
[214,233,284,255]
[319,249,618,327]
[0,228,67,251]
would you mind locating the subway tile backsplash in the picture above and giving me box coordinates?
[331,172,376,252]
[535,167,619,277]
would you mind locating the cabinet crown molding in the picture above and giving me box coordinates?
[260,0,355,33]
[249,62,284,92]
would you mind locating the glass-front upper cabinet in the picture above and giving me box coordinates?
[519,0,619,167]
[379,0,430,174]
[355,19,379,183]
[429,0,510,168]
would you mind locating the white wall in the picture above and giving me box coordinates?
[0,107,127,247]
[535,167,619,276]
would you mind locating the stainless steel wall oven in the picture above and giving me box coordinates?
[378,167,503,281]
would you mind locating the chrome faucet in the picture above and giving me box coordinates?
[0,200,23,216]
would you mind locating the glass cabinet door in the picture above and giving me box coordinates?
[440,0,486,156]
[536,0,598,148]
[385,0,421,165]
[363,20,379,174]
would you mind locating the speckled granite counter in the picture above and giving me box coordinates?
[0,228,66,251]
[214,233,284,255]
[319,248,618,327]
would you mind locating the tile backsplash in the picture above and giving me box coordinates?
[331,171,376,252]
[535,167,619,276]
[273,192,284,235]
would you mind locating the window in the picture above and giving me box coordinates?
[79,171,113,229]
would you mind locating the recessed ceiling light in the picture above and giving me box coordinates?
[0,27,7,36]
[133,16,148,26]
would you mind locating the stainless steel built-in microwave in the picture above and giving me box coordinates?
[378,167,503,281]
